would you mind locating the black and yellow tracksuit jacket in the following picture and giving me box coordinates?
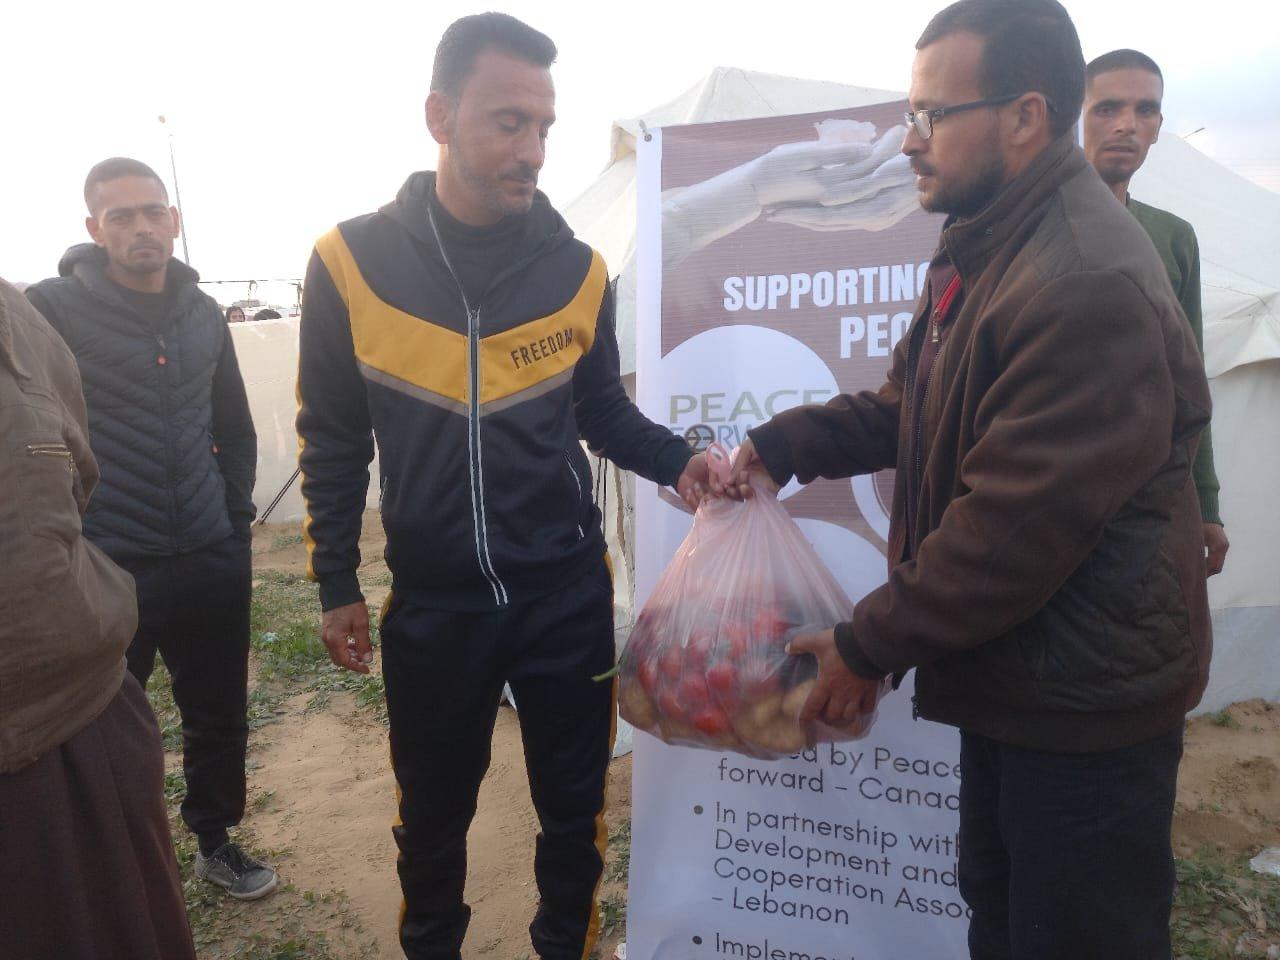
[297,171,692,612]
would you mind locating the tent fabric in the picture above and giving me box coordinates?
[232,318,378,530]
[232,319,306,527]
[1135,137,1280,378]
[1195,360,1280,712]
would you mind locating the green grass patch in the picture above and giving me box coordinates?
[247,571,386,726]
[1208,708,1241,730]
[606,819,631,882]
[598,891,627,938]
[146,664,184,752]
[1172,846,1280,959]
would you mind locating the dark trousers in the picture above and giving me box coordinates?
[958,727,1183,960]
[119,535,251,842]
[381,563,617,960]
[0,673,197,960]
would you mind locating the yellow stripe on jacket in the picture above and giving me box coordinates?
[315,230,606,412]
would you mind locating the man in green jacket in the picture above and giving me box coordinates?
[1084,48,1229,575]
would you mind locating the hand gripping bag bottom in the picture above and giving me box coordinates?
[620,446,890,758]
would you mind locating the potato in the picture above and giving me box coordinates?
[704,730,744,751]
[730,693,799,756]
[782,679,816,719]
[620,681,658,730]
[753,718,807,755]
[747,692,783,729]
[658,715,699,744]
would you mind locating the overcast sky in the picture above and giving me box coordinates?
[3,0,1276,298]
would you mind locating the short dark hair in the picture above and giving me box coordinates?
[917,0,1085,138]
[1086,49,1163,86]
[430,12,557,97]
[253,308,282,322]
[83,157,168,210]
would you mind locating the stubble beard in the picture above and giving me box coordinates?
[455,147,534,220]
[118,250,169,276]
[1095,157,1137,187]
[920,140,1007,219]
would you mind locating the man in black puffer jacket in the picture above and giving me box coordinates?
[27,157,277,902]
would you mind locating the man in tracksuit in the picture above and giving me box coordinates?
[296,14,707,960]
[27,158,277,900]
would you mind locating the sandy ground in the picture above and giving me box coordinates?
[249,687,631,959]
[240,518,1279,959]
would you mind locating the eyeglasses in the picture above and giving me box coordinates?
[905,93,1054,140]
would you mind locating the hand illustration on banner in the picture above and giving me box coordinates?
[662,121,915,267]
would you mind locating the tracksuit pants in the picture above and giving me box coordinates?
[958,727,1184,959]
[118,535,252,848]
[381,562,616,960]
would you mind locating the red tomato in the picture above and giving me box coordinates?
[658,690,685,722]
[678,672,710,709]
[706,661,737,701]
[692,706,732,737]
[684,630,715,668]
[636,658,660,695]
[659,646,684,681]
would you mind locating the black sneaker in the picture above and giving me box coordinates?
[194,842,279,900]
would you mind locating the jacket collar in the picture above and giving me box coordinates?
[0,283,27,380]
[58,243,204,318]
[941,133,1086,282]
[381,170,573,267]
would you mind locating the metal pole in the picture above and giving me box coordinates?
[159,116,191,263]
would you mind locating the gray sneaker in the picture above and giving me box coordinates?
[194,842,279,900]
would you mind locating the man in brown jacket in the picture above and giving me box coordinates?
[720,1,1212,957]
[0,277,195,959]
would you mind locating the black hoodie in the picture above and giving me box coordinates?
[297,171,691,612]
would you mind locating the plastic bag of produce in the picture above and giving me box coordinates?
[619,444,889,757]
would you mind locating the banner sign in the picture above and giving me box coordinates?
[629,102,969,959]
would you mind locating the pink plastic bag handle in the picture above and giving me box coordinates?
[705,442,735,486]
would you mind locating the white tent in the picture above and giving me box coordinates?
[1134,135,1280,712]
[561,67,1280,713]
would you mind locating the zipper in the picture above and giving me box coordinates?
[564,453,586,540]
[902,306,924,555]
[910,273,962,550]
[929,273,962,344]
[26,442,74,473]
[153,332,180,552]
[914,358,939,502]
[427,204,509,607]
